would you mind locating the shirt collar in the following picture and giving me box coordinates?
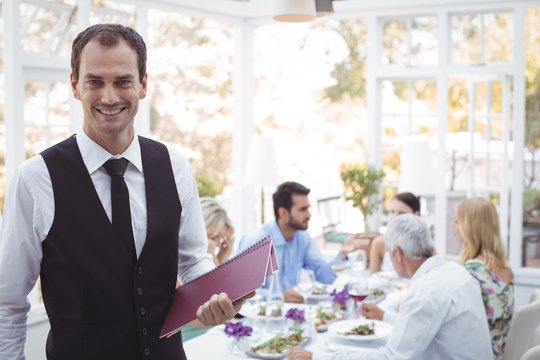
[269,221,287,246]
[410,255,444,284]
[76,130,143,174]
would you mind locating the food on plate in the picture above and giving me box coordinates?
[311,285,329,296]
[365,288,386,302]
[250,330,308,355]
[314,308,341,332]
[341,322,376,336]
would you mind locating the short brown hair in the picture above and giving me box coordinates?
[71,24,147,82]
[273,182,310,220]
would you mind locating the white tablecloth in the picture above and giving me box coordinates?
[184,323,387,359]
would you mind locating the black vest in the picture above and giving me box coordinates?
[40,135,186,360]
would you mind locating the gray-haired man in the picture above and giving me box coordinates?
[288,214,492,360]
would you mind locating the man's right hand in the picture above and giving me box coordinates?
[361,302,384,320]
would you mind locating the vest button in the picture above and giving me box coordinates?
[139,307,146,315]
[144,348,150,355]
[137,267,143,275]
[142,327,148,336]
[137,287,143,295]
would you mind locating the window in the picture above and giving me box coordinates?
[147,10,235,196]
[253,19,368,230]
[382,16,437,66]
[24,81,71,159]
[451,12,513,64]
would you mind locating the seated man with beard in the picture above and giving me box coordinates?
[239,182,355,303]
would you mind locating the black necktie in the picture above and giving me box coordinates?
[103,158,136,260]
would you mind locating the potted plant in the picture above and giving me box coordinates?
[340,163,385,233]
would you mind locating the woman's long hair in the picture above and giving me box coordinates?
[457,197,510,270]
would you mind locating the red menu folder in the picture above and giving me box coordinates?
[160,235,278,338]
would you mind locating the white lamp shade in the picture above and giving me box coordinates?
[398,141,436,196]
[273,0,316,22]
[316,0,334,17]
[244,136,280,187]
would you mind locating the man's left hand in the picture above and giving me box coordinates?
[287,346,313,360]
[196,291,255,326]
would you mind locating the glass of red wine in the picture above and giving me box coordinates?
[347,272,369,315]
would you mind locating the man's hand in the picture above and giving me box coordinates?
[361,302,384,320]
[196,291,255,326]
[284,289,304,303]
[287,346,313,360]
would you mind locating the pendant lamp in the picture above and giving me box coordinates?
[273,0,317,22]
[315,0,334,17]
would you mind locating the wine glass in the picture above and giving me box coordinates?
[347,271,369,315]
[296,269,316,303]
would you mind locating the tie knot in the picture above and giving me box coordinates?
[103,158,129,177]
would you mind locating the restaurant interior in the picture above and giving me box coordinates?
[3,0,540,358]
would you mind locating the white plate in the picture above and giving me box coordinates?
[245,334,310,359]
[328,319,393,342]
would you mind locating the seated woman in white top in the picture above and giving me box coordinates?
[368,192,421,274]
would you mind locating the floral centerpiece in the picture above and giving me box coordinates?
[331,287,351,311]
[285,308,305,330]
[223,321,253,354]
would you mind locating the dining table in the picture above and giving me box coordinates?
[183,271,406,359]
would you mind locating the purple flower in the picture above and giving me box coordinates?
[285,308,306,324]
[224,321,253,339]
[331,287,350,307]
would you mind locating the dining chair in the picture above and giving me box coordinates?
[503,300,540,360]
[520,343,540,360]
[317,195,352,246]
[530,289,540,303]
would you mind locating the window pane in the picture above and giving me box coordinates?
[20,1,76,57]
[90,0,136,27]
[410,17,437,65]
[452,14,481,64]
[484,12,513,63]
[382,19,407,65]
[412,79,437,115]
[25,81,48,127]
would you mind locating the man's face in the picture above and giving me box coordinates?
[70,39,147,144]
[388,248,407,278]
[285,194,311,231]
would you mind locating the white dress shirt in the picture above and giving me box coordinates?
[0,131,214,359]
[313,256,493,360]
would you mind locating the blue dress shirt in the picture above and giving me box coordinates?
[239,221,340,293]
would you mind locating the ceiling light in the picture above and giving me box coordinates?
[316,0,334,17]
[273,0,317,23]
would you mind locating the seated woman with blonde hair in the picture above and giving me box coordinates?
[200,197,235,265]
[453,197,514,359]
[181,197,236,341]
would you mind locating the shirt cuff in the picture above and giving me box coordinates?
[382,310,398,324]
[313,351,335,360]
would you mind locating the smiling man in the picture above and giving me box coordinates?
[0,24,246,360]
[239,182,355,303]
